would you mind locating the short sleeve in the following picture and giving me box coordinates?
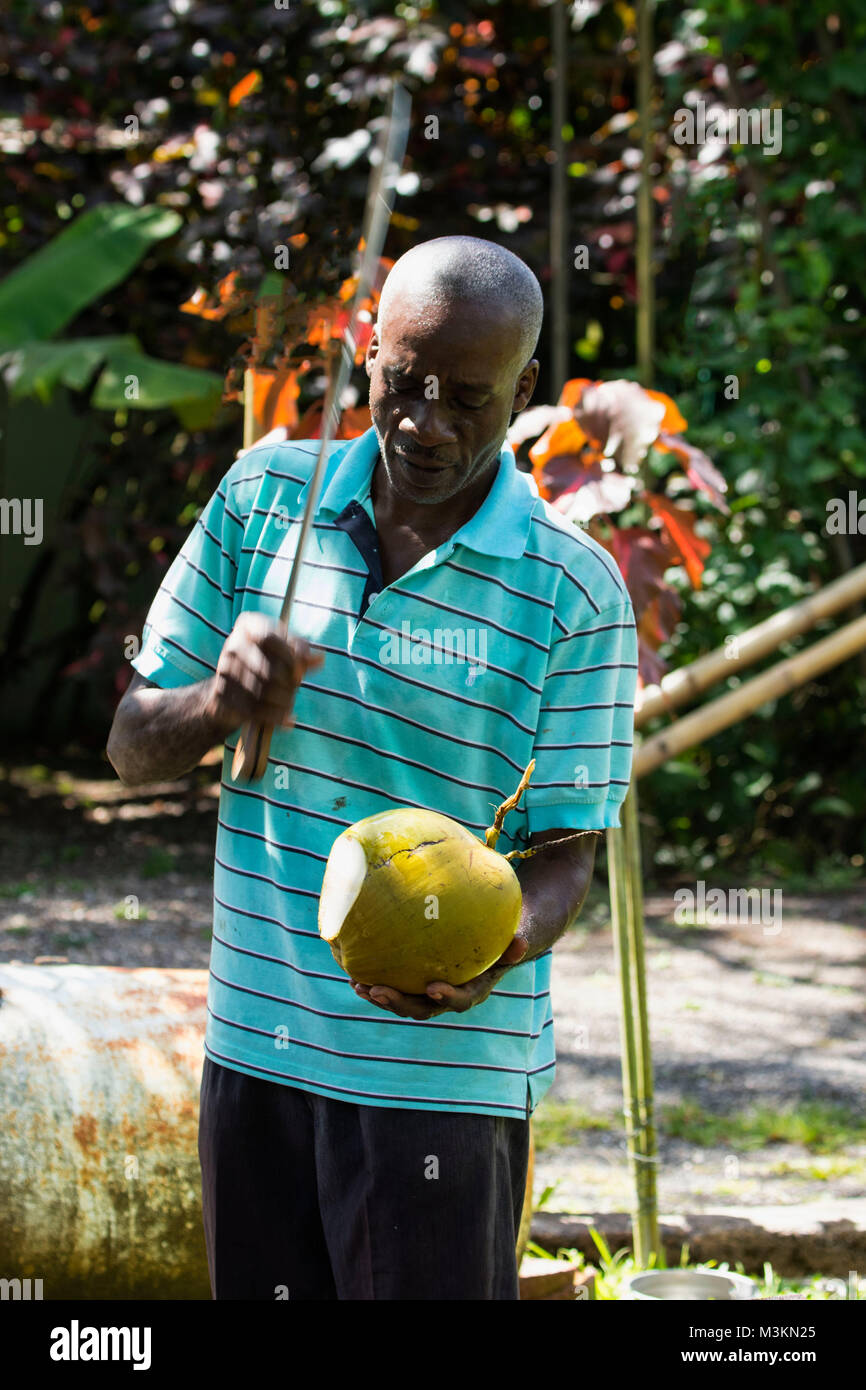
[523,600,639,835]
[130,468,244,690]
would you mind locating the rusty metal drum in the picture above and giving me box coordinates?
[0,964,210,1299]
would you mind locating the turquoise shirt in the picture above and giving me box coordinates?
[131,427,638,1118]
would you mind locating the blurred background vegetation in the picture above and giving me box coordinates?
[0,0,864,884]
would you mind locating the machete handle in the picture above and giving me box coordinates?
[231,686,297,784]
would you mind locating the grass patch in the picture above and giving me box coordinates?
[113,901,149,921]
[532,1098,613,1151]
[142,848,177,878]
[52,931,94,950]
[527,1233,865,1300]
[766,1156,866,1182]
[0,882,34,898]
[661,1099,866,1155]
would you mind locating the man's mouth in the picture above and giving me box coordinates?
[393,446,454,474]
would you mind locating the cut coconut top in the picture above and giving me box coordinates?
[318,833,367,942]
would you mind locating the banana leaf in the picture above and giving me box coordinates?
[0,204,181,350]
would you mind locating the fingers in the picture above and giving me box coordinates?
[350,981,451,1021]
[498,935,529,966]
[214,615,325,730]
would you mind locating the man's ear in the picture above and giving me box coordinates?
[512,358,539,414]
[365,326,381,380]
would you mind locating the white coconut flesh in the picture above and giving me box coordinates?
[318,834,367,943]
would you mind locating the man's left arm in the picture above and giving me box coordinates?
[354,591,638,1020]
[352,827,598,1020]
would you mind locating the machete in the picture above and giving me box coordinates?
[231,82,411,783]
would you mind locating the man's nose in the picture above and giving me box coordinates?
[399,399,458,448]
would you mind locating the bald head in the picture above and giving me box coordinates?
[377,236,543,374]
[365,236,541,512]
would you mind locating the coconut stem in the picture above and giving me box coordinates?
[503,829,601,862]
[484,759,536,849]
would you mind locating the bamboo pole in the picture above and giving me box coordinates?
[607,773,660,1266]
[634,612,866,778]
[636,0,655,387]
[242,366,256,450]
[636,562,866,728]
[242,304,274,450]
[622,779,659,1260]
[602,0,660,1269]
[550,0,568,394]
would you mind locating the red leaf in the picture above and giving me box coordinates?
[604,525,673,619]
[290,400,324,440]
[656,432,730,513]
[646,495,711,588]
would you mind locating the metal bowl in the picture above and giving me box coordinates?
[624,1269,757,1301]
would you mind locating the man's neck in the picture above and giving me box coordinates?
[370,455,499,544]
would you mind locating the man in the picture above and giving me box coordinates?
[107,235,638,1301]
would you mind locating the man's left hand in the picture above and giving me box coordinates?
[351,935,529,1020]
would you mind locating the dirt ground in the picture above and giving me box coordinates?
[1,754,864,1215]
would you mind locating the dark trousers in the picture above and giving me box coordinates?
[198,1056,530,1301]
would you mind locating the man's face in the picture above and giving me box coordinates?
[365,294,538,508]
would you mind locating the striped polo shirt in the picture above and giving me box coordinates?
[131,425,638,1119]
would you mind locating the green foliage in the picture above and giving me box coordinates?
[0,205,181,348]
[532,1098,613,1151]
[662,1099,866,1154]
[141,848,177,879]
[639,0,866,875]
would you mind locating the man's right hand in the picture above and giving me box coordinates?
[207,613,325,738]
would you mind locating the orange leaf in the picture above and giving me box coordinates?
[229,70,261,107]
[557,377,594,410]
[646,390,687,435]
[528,417,588,468]
[217,270,241,304]
[179,287,227,320]
[248,368,300,436]
[646,495,711,589]
[290,400,324,440]
[306,306,336,348]
[337,405,372,439]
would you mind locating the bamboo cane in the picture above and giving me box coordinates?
[549,0,568,393]
[603,0,661,1271]
[636,562,866,728]
[634,612,866,778]
[621,777,660,1261]
[242,303,273,450]
[606,778,661,1267]
[636,0,655,388]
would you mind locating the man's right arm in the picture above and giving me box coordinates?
[106,613,324,786]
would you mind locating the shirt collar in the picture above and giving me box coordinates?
[296,426,537,560]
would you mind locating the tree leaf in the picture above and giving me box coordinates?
[646,495,712,588]
[0,204,181,348]
[655,432,730,513]
[92,350,224,426]
[1,336,139,401]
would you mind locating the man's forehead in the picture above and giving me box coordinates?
[377,303,521,377]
